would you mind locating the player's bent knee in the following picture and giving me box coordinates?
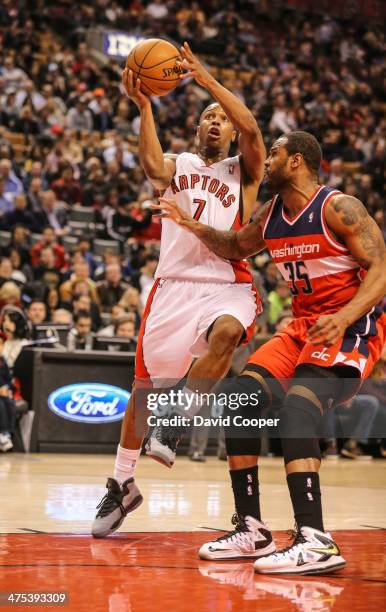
[208,322,244,355]
[280,393,322,463]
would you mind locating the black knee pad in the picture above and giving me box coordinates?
[280,393,322,464]
[215,376,269,456]
[293,364,342,408]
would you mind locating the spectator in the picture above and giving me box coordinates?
[76,239,96,275]
[107,200,153,244]
[26,177,44,213]
[131,254,158,309]
[263,261,281,294]
[0,56,27,89]
[267,279,292,330]
[97,305,131,337]
[23,161,49,191]
[1,193,37,233]
[71,292,101,332]
[0,177,14,216]
[114,315,137,339]
[0,257,26,287]
[0,159,23,204]
[7,247,33,283]
[26,299,47,326]
[0,333,16,452]
[0,282,21,309]
[59,259,98,303]
[82,169,106,207]
[92,97,114,132]
[33,191,68,234]
[51,165,82,206]
[31,226,67,270]
[103,133,135,169]
[33,246,62,288]
[52,308,73,325]
[66,98,93,131]
[119,286,142,324]
[96,263,130,313]
[3,225,31,266]
[46,287,60,318]
[67,310,93,351]
[1,306,29,367]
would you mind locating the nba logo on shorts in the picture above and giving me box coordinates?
[229,164,234,174]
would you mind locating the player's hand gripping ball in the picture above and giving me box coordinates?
[126,38,182,97]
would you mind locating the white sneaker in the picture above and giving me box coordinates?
[91,477,143,538]
[0,433,13,452]
[254,526,346,575]
[199,514,276,560]
[144,421,187,468]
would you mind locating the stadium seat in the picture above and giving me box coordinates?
[69,206,96,223]
[93,239,120,256]
[0,230,11,248]
[68,221,94,237]
[61,235,78,252]
[30,233,43,245]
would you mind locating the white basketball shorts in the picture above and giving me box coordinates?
[135,278,259,386]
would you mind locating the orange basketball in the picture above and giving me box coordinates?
[126,38,182,97]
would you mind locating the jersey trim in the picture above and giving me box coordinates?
[239,164,244,225]
[262,195,278,239]
[320,191,350,253]
[281,185,323,225]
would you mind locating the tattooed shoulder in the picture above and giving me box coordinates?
[329,194,385,268]
[331,195,367,226]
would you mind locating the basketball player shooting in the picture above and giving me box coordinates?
[153,131,386,574]
[92,42,266,538]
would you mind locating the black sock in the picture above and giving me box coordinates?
[229,466,261,521]
[287,472,324,532]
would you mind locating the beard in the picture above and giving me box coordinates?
[265,164,288,193]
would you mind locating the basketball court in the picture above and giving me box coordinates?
[1,454,385,611]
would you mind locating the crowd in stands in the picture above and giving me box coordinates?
[0,1,384,454]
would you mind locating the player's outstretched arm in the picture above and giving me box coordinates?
[308,195,386,346]
[122,68,175,190]
[179,42,265,183]
[152,197,269,259]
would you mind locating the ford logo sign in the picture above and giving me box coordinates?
[48,383,130,424]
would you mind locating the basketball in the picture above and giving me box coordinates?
[126,38,182,97]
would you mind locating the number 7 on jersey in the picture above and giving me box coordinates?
[193,198,206,221]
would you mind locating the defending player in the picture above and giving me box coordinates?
[153,131,386,574]
[92,43,266,537]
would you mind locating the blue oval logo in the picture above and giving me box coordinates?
[48,383,130,424]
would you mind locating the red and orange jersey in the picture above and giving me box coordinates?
[263,186,362,318]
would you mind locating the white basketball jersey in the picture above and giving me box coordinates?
[155,152,251,283]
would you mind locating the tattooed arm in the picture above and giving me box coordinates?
[151,197,270,259]
[308,194,386,346]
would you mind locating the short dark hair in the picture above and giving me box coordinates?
[282,131,322,175]
[28,299,46,310]
[74,309,91,323]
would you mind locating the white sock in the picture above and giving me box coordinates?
[114,445,141,485]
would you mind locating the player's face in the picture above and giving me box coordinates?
[198,105,235,151]
[264,138,292,191]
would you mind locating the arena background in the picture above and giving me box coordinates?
[0,1,385,611]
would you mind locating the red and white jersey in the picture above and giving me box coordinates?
[155,152,251,283]
[263,185,362,317]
